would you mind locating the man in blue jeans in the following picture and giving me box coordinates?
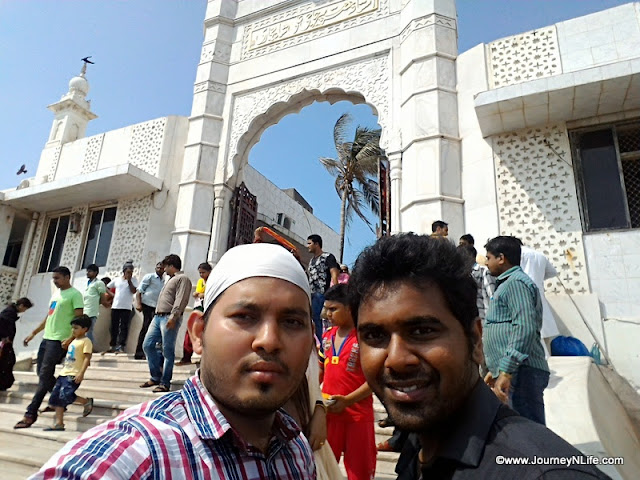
[140,254,192,393]
[306,234,339,341]
[483,235,550,425]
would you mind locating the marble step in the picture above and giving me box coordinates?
[0,458,40,480]
[8,379,176,404]
[0,403,113,433]
[0,390,135,418]
[15,370,188,390]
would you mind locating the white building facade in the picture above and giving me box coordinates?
[0,0,639,392]
[0,65,338,356]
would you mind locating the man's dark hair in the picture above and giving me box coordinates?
[307,234,323,248]
[16,297,33,309]
[348,233,478,336]
[485,236,521,266]
[198,262,212,272]
[460,234,475,245]
[101,277,111,285]
[457,244,478,262]
[431,220,448,232]
[52,266,71,277]
[324,283,349,305]
[163,254,182,270]
[71,314,92,329]
[86,264,99,273]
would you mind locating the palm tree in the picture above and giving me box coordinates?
[319,113,383,263]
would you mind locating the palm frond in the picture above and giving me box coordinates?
[319,157,344,177]
[333,113,353,148]
[347,189,375,232]
[357,177,380,215]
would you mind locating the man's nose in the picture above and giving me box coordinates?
[384,334,420,372]
[252,318,283,353]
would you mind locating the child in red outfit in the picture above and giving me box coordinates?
[321,284,376,480]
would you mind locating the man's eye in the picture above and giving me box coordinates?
[411,327,435,337]
[283,317,306,328]
[361,330,387,343]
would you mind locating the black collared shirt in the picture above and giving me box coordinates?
[396,380,611,479]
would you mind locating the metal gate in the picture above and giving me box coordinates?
[227,182,258,249]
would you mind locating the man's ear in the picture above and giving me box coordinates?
[470,317,484,366]
[188,310,205,355]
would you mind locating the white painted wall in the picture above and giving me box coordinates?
[241,164,340,258]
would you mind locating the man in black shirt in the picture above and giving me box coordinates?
[349,234,611,479]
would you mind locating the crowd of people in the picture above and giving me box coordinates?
[0,226,611,479]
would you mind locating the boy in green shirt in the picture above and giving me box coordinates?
[15,266,84,429]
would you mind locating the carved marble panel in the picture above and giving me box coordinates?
[241,0,389,59]
[47,145,62,182]
[493,125,589,294]
[127,119,167,177]
[399,13,456,43]
[226,54,390,182]
[0,268,18,306]
[80,134,105,174]
[488,27,561,89]
[59,206,89,271]
[104,197,152,280]
[19,215,46,296]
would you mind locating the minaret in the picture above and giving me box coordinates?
[46,60,97,145]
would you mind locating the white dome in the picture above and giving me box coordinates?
[68,75,89,96]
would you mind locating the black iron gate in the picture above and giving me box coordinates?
[227,182,258,249]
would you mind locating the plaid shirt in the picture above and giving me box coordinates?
[31,373,316,480]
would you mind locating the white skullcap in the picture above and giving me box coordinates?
[203,243,311,313]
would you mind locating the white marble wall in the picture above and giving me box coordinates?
[557,3,640,73]
[457,45,500,246]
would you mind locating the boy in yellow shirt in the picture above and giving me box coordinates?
[44,315,94,431]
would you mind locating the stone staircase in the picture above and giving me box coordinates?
[0,355,399,479]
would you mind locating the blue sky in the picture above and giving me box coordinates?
[0,0,630,264]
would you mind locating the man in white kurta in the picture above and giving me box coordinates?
[520,246,560,340]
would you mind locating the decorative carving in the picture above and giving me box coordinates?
[194,81,227,94]
[80,134,105,174]
[104,196,152,280]
[59,206,89,270]
[493,125,589,295]
[19,215,46,296]
[226,55,390,182]
[488,27,561,89]
[241,0,389,59]
[200,41,232,64]
[0,267,18,306]
[399,14,456,43]
[48,145,62,181]
[127,118,166,176]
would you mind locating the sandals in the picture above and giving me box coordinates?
[44,424,65,431]
[152,385,169,393]
[14,416,36,429]
[378,416,395,428]
[83,398,94,417]
[140,380,159,388]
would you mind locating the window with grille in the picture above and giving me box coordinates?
[38,215,70,273]
[82,207,117,268]
[570,121,640,232]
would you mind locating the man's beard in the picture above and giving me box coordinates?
[375,362,477,433]
[200,362,299,418]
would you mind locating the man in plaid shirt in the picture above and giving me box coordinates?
[31,244,317,480]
